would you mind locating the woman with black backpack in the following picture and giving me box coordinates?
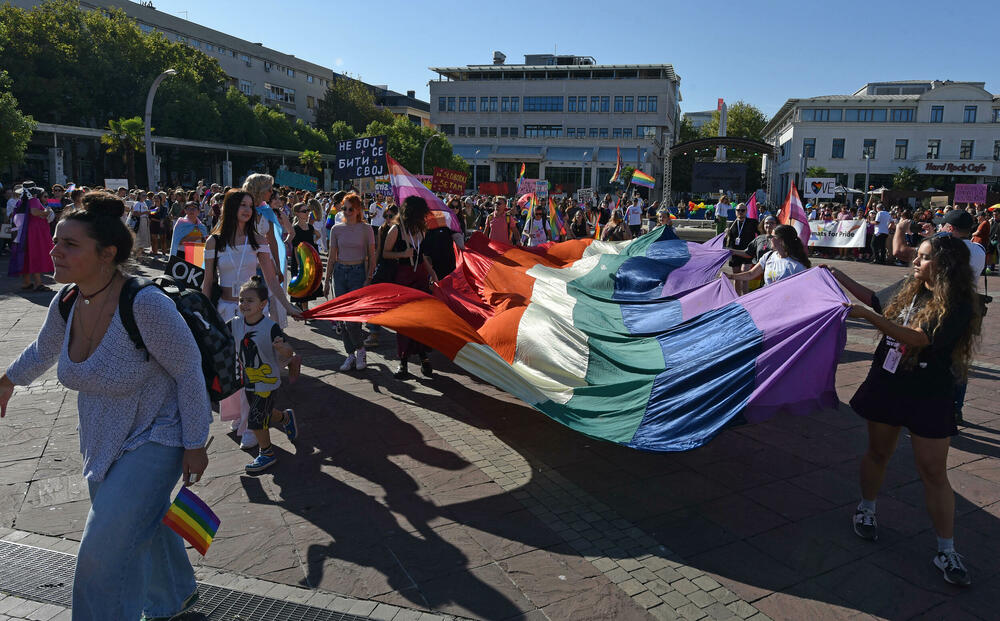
[0,191,212,620]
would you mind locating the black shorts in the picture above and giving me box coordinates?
[247,391,276,431]
[629,224,642,237]
[729,256,750,270]
[849,375,958,439]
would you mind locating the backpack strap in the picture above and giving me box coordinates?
[57,283,79,323]
[118,276,156,359]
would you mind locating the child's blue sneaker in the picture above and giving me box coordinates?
[281,409,298,442]
[245,449,277,473]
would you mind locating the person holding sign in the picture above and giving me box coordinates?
[844,235,979,587]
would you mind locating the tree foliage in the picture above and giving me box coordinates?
[805,166,829,178]
[0,71,36,169]
[0,1,336,154]
[364,117,468,175]
[299,149,322,173]
[100,116,145,186]
[698,101,768,142]
[893,166,920,190]
[315,76,394,136]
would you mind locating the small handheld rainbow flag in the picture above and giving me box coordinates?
[518,162,526,180]
[163,487,220,556]
[609,147,623,184]
[548,197,566,237]
[630,170,655,189]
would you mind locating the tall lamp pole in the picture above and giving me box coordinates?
[580,151,589,193]
[863,153,871,208]
[145,69,177,190]
[472,149,481,192]
[420,132,444,175]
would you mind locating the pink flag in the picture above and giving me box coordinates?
[387,155,462,233]
[745,192,758,220]
[777,185,810,248]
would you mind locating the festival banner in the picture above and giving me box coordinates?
[954,183,987,204]
[335,135,387,179]
[431,167,469,194]
[534,179,549,200]
[808,219,867,248]
[275,169,319,191]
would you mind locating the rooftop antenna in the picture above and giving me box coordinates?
[175,10,189,19]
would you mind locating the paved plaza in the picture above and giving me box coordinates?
[0,255,997,621]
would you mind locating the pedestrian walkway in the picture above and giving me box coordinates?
[0,256,997,620]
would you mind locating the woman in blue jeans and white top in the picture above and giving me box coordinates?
[324,192,376,372]
[0,191,212,621]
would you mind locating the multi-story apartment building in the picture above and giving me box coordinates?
[762,80,1000,198]
[429,53,681,194]
[11,0,428,126]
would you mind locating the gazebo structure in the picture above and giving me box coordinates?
[662,137,778,205]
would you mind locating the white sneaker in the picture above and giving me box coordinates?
[339,353,356,372]
[355,348,367,370]
[230,420,240,432]
[239,430,258,449]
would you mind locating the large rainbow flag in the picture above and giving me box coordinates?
[305,227,849,451]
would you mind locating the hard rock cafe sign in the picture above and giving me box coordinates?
[920,161,989,175]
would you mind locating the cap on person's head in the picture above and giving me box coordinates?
[941,209,974,231]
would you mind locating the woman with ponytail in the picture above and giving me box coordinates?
[726,224,809,287]
[0,191,211,620]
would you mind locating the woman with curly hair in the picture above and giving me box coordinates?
[845,234,980,587]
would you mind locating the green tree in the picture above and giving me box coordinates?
[328,120,357,144]
[806,166,829,178]
[893,166,920,190]
[699,101,768,141]
[364,117,468,175]
[294,120,331,153]
[253,104,299,150]
[100,116,145,187]
[0,71,36,169]
[315,76,393,135]
[299,149,322,173]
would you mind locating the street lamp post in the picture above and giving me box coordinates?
[420,132,444,175]
[472,149,481,192]
[144,69,177,190]
[580,151,589,192]
[863,153,871,208]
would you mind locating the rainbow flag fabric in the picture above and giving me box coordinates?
[387,155,462,233]
[305,227,849,452]
[609,147,623,183]
[548,197,566,237]
[630,170,655,189]
[163,487,220,556]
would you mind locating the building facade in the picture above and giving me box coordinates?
[429,53,681,195]
[11,0,428,127]
[683,110,715,130]
[762,81,1000,199]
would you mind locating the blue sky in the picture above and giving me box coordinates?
[151,0,998,117]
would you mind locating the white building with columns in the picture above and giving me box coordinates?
[762,81,1000,199]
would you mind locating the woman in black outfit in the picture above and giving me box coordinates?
[380,197,440,378]
[289,202,320,310]
[840,234,980,587]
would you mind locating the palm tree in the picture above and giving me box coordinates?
[100,117,146,188]
[298,149,323,173]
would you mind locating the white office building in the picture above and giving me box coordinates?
[429,53,681,195]
[762,80,1000,198]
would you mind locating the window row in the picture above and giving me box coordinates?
[801,137,994,160]
[801,106,999,124]
[438,95,658,113]
[137,22,328,89]
[439,125,657,139]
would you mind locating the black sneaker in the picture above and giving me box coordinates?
[933,550,971,586]
[853,507,878,541]
[393,361,410,379]
[420,359,433,377]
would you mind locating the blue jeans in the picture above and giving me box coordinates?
[73,442,196,621]
[333,262,367,353]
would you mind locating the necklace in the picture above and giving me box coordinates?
[80,272,117,305]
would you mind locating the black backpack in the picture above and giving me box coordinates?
[58,276,239,401]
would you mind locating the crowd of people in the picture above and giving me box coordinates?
[0,174,990,618]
